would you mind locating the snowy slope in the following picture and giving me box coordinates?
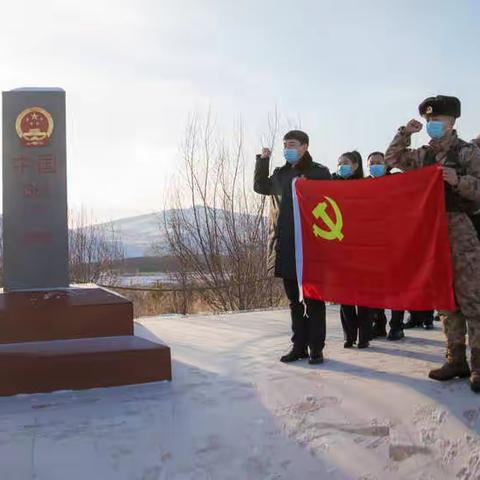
[1,307,479,479]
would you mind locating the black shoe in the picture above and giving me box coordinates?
[280,347,308,363]
[403,317,421,329]
[308,350,324,365]
[358,342,370,349]
[387,329,405,341]
[344,341,354,348]
[423,322,434,330]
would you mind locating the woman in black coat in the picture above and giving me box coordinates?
[333,151,373,349]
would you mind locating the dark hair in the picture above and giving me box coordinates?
[283,130,309,145]
[340,150,364,179]
[367,151,384,161]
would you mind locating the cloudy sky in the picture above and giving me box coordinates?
[1,0,480,220]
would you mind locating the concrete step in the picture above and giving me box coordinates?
[0,335,171,396]
[0,286,133,343]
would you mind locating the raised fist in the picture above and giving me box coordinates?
[405,119,423,135]
[260,148,271,159]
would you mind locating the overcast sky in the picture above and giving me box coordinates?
[1,0,480,220]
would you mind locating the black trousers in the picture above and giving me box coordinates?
[371,309,387,329]
[406,310,434,325]
[413,310,434,325]
[389,310,433,327]
[283,279,326,351]
[371,309,404,331]
[340,305,372,345]
[390,310,405,330]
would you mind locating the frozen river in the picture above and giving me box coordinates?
[114,272,173,287]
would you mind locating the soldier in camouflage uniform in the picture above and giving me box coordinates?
[385,95,480,393]
[471,136,480,236]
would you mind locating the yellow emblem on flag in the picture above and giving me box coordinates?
[312,196,344,241]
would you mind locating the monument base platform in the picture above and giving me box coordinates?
[0,335,172,396]
[0,285,172,396]
[0,285,134,344]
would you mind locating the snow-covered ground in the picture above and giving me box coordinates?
[1,306,480,480]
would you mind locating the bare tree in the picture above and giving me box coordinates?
[69,208,124,284]
[163,110,283,312]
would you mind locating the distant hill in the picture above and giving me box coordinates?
[100,207,263,258]
[100,211,166,258]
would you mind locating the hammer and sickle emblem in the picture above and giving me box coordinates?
[312,196,344,241]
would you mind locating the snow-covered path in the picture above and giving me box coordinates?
[1,306,480,480]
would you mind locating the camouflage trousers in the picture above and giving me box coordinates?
[438,213,480,348]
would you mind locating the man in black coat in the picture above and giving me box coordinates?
[254,130,331,364]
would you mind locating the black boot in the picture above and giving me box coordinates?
[387,329,405,341]
[280,346,308,363]
[308,348,324,365]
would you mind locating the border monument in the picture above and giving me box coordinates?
[0,88,171,395]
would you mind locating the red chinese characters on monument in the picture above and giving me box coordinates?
[37,154,57,174]
[21,230,53,245]
[15,107,54,147]
[12,154,57,176]
[23,183,51,199]
[13,155,33,174]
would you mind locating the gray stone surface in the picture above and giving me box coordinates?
[2,89,69,290]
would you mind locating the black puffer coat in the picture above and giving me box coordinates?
[254,152,331,279]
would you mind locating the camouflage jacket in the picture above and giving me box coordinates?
[385,129,480,211]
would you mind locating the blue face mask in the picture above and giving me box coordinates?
[284,148,300,164]
[338,164,353,178]
[426,120,445,139]
[369,164,386,178]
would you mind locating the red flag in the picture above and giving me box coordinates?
[293,165,455,311]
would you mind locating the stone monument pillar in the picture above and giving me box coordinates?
[2,88,69,290]
[0,88,171,395]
